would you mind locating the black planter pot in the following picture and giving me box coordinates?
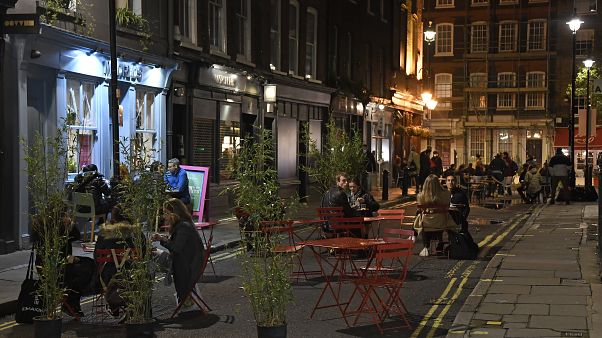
[33,317,62,338]
[126,321,155,338]
[257,324,287,338]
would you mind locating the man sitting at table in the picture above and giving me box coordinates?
[321,172,353,231]
[348,177,380,217]
[445,175,469,232]
[164,158,191,208]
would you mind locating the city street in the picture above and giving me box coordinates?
[0,202,534,337]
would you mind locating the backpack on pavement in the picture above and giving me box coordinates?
[446,230,479,260]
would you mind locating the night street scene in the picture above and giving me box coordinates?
[1,0,602,337]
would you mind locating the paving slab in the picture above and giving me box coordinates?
[513,303,549,315]
[496,269,555,277]
[495,277,561,285]
[487,284,531,294]
[531,285,591,296]
[517,294,588,305]
[477,303,515,315]
[468,328,507,338]
[505,328,561,337]
[482,293,518,304]
[529,315,588,331]
[502,314,529,322]
[474,313,503,321]
[550,304,588,317]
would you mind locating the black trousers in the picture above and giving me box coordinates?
[551,176,570,202]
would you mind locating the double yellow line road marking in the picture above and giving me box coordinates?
[411,209,534,338]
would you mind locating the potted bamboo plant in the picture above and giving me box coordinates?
[229,128,294,338]
[23,127,71,338]
[116,140,168,337]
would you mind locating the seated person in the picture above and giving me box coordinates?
[416,175,459,257]
[321,173,353,231]
[518,165,543,203]
[348,177,380,217]
[94,205,142,317]
[73,164,112,216]
[31,207,95,317]
[445,175,470,232]
[152,199,204,305]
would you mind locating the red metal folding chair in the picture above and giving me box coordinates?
[382,228,415,243]
[260,220,320,281]
[93,248,135,321]
[171,233,213,318]
[330,217,368,238]
[317,207,344,236]
[373,209,406,238]
[350,240,414,334]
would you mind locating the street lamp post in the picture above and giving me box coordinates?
[423,21,436,145]
[567,13,583,188]
[109,0,120,179]
[584,58,595,188]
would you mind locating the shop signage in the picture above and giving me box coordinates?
[213,72,236,87]
[3,14,39,34]
[103,60,144,83]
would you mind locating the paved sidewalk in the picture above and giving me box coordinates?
[447,203,602,338]
[0,186,411,317]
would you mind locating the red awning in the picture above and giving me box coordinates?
[554,128,602,149]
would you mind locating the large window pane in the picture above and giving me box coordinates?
[288,1,299,74]
[270,0,281,70]
[436,24,453,55]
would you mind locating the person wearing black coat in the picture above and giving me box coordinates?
[321,173,353,218]
[152,199,204,304]
[418,146,432,192]
[74,164,112,215]
[31,209,95,317]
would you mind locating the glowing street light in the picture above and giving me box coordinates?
[421,91,433,103]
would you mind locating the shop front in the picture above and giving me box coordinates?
[2,26,176,249]
[554,127,602,175]
[270,83,331,198]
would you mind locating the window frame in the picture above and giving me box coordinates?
[527,19,546,51]
[66,79,99,177]
[209,0,228,54]
[576,29,594,57]
[469,72,488,110]
[270,0,281,70]
[436,0,454,8]
[288,0,299,75]
[134,90,159,163]
[470,129,486,161]
[236,0,252,61]
[434,73,452,110]
[497,72,517,109]
[471,0,489,6]
[177,0,197,45]
[435,23,454,56]
[498,20,518,52]
[305,7,318,79]
[470,22,488,53]
[525,71,546,109]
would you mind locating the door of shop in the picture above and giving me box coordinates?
[526,139,542,164]
[435,139,452,166]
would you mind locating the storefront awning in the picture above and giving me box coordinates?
[554,128,602,149]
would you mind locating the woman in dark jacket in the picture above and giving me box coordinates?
[152,198,204,303]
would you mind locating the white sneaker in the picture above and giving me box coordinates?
[419,248,429,257]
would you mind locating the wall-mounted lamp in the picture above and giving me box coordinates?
[264,84,277,103]
[378,104,385,110]
[30,49,41,59]
[305,74,312,80]
[174,87,185,97]
[421,91,433,103]
[269,63,276,71]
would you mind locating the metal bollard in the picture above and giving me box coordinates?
[382,169,389,201]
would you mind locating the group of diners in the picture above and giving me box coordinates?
[31,198,204,320]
